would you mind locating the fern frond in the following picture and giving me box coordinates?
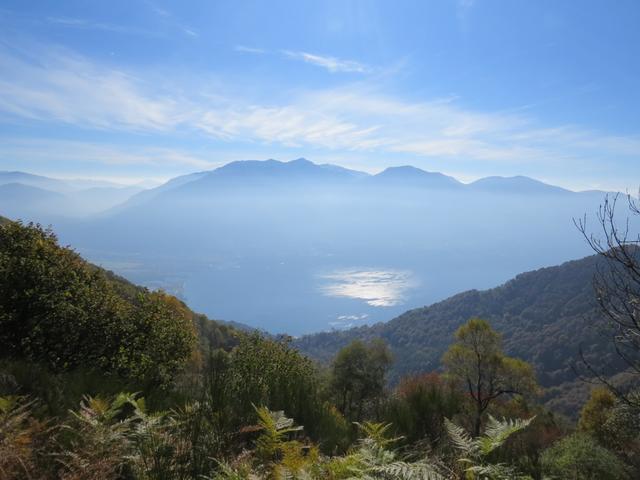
[369,460,448,479]
[466,463,530,480]
[444,418,476,456]
[355,421,403,448]
[207,460,248,480]
[479,415,535,455]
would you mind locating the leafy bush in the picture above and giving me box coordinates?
[541,433,630,480]
[0,221,196,386]
[384,372,464,447]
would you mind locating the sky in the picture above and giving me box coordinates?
[0,0,639,191]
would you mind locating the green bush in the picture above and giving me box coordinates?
[0,222,196,387]
[541,433,630,480]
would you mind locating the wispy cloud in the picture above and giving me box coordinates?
[234,45,372,74]
[281,50,372,73]
[0,138,218,169]
[144,1,198,36]
[0,45,181,131]
[234,45,266,54]
[1,41,640,187]
[49,4,199,38]
[46,16,159,37]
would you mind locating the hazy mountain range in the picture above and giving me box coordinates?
[0,158,621,334]
[0,171,144,218]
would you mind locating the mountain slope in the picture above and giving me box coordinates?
[0,183,67,218]
[294,253,627,416]
[0,218,240,355]
[113,171,208,211]
[0,171,72,192]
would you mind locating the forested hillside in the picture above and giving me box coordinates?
[0,219,238,403]
[2,220,640,479]
[295,254,628,416]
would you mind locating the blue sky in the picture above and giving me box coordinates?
[0,0,639,190]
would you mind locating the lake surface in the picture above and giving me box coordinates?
[85,248,577,335]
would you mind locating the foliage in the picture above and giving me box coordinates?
[330,339,393,422]
[0,395,47,479]
[445,415,535,479]
[443,318,537,435]
[223,334,327,436]
[491,399,567,479]
[58,392,234,480]
[0,221,197,386]
[578,387,616,442]
[321,421,450,480]
[2,220,638,479]
[252,406,318,479]
[58,393,141,479]
[383,373,464,447]
[582,389,640,472]
[541,433,630,480]
[254,406,304,463]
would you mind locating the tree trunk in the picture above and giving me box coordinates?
[474,402,483,437]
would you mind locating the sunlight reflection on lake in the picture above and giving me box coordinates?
[319,268,417,307]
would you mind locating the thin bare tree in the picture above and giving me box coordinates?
[575,191,640,405]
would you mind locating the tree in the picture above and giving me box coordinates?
[578,387,616,442]
[576,193,640,404]
[442,318,537,436]
[330,339,393,421]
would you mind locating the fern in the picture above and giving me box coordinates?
[443,418,477,457]
[369,460,449,479]
[209,460,249,480]
[353,422,402,448]
[335,421,450,480]
[478,415,534,456]
[445,415,535,480]
[0,396,40,479]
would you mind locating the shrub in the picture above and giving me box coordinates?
[541,433,630,480]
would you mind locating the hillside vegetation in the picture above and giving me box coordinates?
[295,253,628,416]
[2,220,639,479]
[0,220,238,407]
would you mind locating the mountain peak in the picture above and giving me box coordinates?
[469,175,570,194]
[373,165,461,188]
[379,165,428,176]
[288,157,313,165]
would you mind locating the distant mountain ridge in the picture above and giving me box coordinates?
[0,171,126,193]
[109,158,600,213]
[2,160,604,220]
[3,158,616,337]
[0,171,143,219]
[171,158,582,193]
